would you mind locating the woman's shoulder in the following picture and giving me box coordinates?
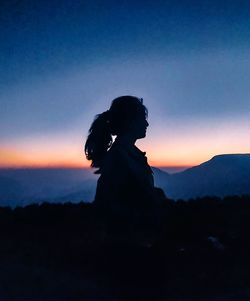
[100,143,129,173]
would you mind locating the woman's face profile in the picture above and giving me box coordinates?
[128,112,149,140]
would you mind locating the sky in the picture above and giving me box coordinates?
[1,0,250,168]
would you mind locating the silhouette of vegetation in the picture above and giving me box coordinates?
[1,195,250,300]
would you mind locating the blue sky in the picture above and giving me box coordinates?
[1,0,250,167]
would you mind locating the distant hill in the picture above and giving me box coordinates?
[164,154,250,199]
[0,154,249,206]
[0,176,25,206]
[0,168,98,206]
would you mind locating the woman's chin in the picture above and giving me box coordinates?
[137,132,146,139]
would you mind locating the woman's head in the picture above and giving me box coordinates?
[108,95,148,137]
[85,95,148,169]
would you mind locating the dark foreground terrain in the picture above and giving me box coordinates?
[1,196,250,301]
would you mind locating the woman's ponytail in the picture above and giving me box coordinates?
[84,110,113,171]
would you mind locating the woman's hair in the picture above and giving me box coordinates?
[84,95,148,170]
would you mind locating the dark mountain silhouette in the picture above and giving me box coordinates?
[0,176,25,206]
[121,154,250,199]
[152,167,171,186]
[0,154,249,206]
[165,154,250,199]
[53,179,97,202]
[0,168,97,206]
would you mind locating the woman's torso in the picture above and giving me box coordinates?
[94,138,155,212]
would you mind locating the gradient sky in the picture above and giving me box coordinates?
[1,0,250,168]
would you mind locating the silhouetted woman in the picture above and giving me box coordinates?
[85,96,165,240]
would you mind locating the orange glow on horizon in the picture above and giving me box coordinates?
[1,141,250,169]
[0,146,196,169]
[0,148,236,170]
[0,146,88,169]
[1,118,250,169]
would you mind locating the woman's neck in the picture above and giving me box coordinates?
[116,134,137,146]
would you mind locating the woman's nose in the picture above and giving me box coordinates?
[145,120,149,127]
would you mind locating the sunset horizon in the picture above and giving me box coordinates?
[1,1,250,173]
[1,149,249,170]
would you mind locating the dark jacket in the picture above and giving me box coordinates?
[94,138,157,214]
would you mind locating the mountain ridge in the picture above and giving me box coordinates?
[0,153,249,206]
[164,153,250,199]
